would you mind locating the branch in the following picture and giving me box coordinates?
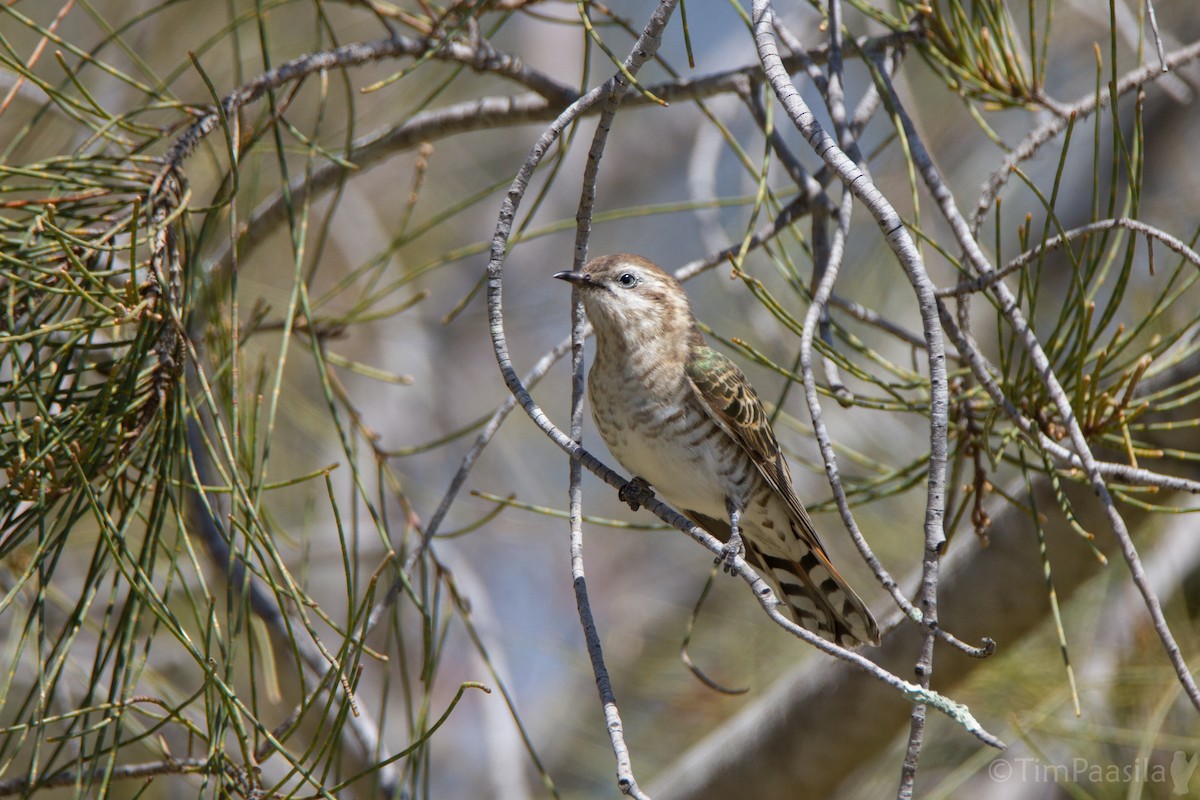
[562,2,685,796]
[878,47,1200,711]
[481,1,682,793]
[203,29,922,284]
[0,758,212,797]
[942,217,1200,298]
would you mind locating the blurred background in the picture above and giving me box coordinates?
[1,0,1200,797]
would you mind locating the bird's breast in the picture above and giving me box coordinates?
[587,359,756,518]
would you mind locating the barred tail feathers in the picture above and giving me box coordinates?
[681,506,879,647]
[743,523,880,648]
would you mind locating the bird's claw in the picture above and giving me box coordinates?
[618,476,654,512]
[718,503,744,574]
[717,533,744,574]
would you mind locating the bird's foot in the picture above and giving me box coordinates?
[718,502,744,574]
[618,476,655,512]
[718,532,744,574]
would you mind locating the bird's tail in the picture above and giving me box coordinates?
[744,524,880,648]
[682,507,879,647]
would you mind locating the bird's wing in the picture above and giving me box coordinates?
[684,343,880,647]
[682,343,801,511]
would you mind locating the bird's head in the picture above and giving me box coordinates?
[554,254,695,346]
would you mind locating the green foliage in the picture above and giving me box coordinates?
[1,0,1198,797]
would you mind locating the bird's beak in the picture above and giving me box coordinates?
[554,270,592,286]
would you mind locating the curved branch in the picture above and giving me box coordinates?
[752,4,957,790]
[882,49,1200,711]
[942,217,1200,297]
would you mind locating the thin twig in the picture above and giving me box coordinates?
[0,758,213,797]
[1145,0,1168,73]
[562,6,672,794]
[971,38,1200,236]
[482,1,680,794]
[941,217,1200,298]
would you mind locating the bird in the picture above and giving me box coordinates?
[555,254,879,647]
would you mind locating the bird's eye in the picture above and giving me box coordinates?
[617,272,638,287]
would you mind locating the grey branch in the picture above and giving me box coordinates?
[0,758,212,797]
[877,55,1200,712]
